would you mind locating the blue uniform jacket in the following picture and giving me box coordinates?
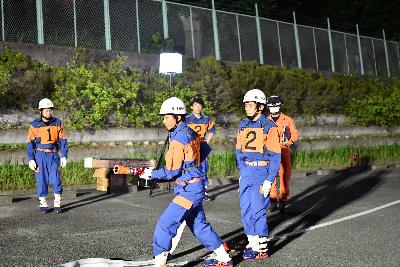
[26,117,68,161]
[151,122,208,182]
[235,115,281,182]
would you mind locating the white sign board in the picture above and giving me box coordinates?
[159,53,182,74]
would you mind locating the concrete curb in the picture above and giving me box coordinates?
[371,164,389,170]
[291,171,315,178]
[317,169,336,175]
[0,184,96,205]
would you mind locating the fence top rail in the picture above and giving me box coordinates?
[332,30,357,38]
[164,0,212,11]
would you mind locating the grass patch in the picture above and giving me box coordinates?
[1,144,399,191]
[0,162,95,191]
[208,152,238,177]
[292,143,400,169]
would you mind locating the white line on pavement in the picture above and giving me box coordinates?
[268,199,400,242]
[60,200,400,267]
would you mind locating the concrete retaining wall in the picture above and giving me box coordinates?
[1,125,399,145]
[0,42,195,70]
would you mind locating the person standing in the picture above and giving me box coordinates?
[26,98,68,214]
[186,95,216,201]
[235,89,281,260]
[151,97,232,267]
[267,95,300,213]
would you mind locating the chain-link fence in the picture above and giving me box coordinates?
[2,0,399,77]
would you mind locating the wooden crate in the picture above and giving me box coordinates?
[93,167,109,178]
[96,177,109,192]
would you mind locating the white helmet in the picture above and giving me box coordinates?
[38,98,54,109]
[243,89,266,104]
[159,97,187,115]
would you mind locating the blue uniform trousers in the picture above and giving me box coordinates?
[35,151,63,197]
[239,166,270,237]
[153,181,222,256]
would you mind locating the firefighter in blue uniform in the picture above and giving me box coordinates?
[186,95,216,201]
[26,98,68,214]
[235,89,281,260]
[151,97,232,267]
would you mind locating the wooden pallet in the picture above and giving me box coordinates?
[84,157,156,169]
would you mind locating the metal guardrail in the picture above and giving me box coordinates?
[2,0,399,77]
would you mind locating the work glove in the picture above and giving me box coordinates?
[28,160,37,171]
[262,180,273,198]
[139,167,154,179]
[60,157,67,168]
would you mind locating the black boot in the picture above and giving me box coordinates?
[279,202,285,214]
[268,200,278,212]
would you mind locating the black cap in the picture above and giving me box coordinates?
[267,96,283,107]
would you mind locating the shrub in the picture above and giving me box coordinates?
[1,47,400,127]
[52,56,141,129]
[0,48,52,110]
[345,85,400,126]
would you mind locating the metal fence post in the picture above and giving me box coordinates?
[371,38,377,76]
[1,0,4,42]
[235,14,242,62]
[277,21,283,67]
[36,0,44,44]
[293,11,302,68]
[397,42,400,75]
[103,0,111,50]
[136,0,141,53]
[73,0,77,47]
[344,33,350,74]
[162,0,168,39]
[190,7,195,57]
[327,18,335,72]
[383,29,390,78]
[255,4,263,64]
[211,0,220,60]
[356,24,364,75]
[312,28,319,70]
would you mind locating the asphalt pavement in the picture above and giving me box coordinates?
[0,167,399,267]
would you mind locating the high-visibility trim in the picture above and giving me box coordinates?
[245,160,269,167]
[172,195,193,210]
[175,177,203,186]
[36,148,58,153]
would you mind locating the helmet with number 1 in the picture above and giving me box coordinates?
[38,98,54,110]
[243,89,266,104]
[159,97,187,115]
